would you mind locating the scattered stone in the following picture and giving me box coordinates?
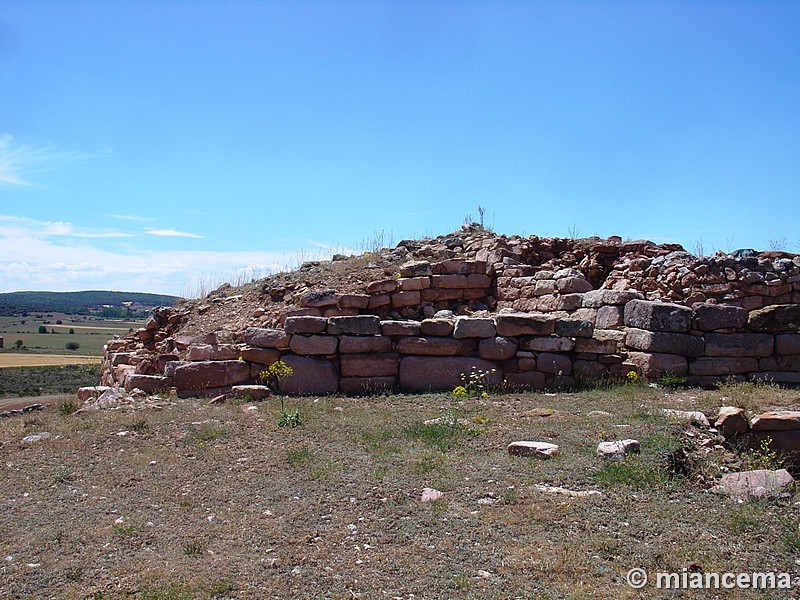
[588,410,613,418]
[715,406,749,438]
[662,409,710,427]
[533,484,602,497]
[421,487,443,503]
[230,385,272,400]
[0,404,44,419]
[713,469,795,499]
[507,441,559,458]
[750,410,800,431]
[597,439,640,459]
[20,432,51,446]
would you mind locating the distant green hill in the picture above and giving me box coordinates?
[0,291,182,317]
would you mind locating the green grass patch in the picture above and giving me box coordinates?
[0,364,102,397]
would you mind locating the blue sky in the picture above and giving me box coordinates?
[1,1,798,296]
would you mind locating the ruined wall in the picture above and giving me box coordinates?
[100,299,800,397]
[96,236,800,396]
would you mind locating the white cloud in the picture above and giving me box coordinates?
[0,134,105,188]
[0,215,131,239]
[145,228,204,239]
[0,215,330,296]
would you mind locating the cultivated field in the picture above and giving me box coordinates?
[0,354,101,368]
[0,315,141,357]
[1,382,799,599]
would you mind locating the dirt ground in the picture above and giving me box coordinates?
[1,384,799,599]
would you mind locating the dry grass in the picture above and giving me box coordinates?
[1,382,799,599]
[0,354,102,368]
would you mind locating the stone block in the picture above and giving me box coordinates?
[534,280,556,295]
[366,279,398,294]
[279,308,321,326]
[453,317,496,338]
[238,346,281,365]
[327,315,381,335]
[536,352,572,375]
[478,336,518,360]
[692,303,747,331]
[625,328,705,357]
[747,304,800,332]
[624,299,692,332]
[398,356,502,391]
[173,360,250,391]
[422,289,464,302]
[431,274,468,289]
[573,338,617,353]
[530,294,584,312]
[281,355,339,395]
[495,313,557,336]
[367,294,391,308]
[125,374,171,393]
[759,355,800,371]
[340,353,399,377]
[625,352,687,377]
[556,276,593,294]
[519,336,575,352]
[751,411,800,431]
[555,318,594,338]
[464,274,493,288]
[301,290,339,308]
[596,305,623,329]
[243,327,290,349]
[750,372,800,384]
[397,277,430,291]
[338,294,371,309]
[420,318,455,336]
[395,337,475,356]
[381,320,421,336]
[391,290,421,308]
[688,357,758,376]
[186,344,239,361]
[399,260,432,277]
[573,360,608,379]
[704,333,774,357]
[284,316,328,334]
[289,334,338,356]
[776,334,800,354]
[339,335,393,354]
[230,385,272,401]
[716,407,749,438]
[581,289,644,308]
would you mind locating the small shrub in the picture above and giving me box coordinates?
[65,341,80,351]
[38,325,47,334]
[286,447,312,466]
[183,541,205,556]
[593,457,664,489]
[258,360,293,394]
[742,437,785,471]
[656,371,687,389]
[453,366,496,398]
[278,407,302,428]
[404,415,464,451]
[58,399,81,415]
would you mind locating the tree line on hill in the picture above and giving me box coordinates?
[0,291,181,317]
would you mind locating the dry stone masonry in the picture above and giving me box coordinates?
[97,230,800,397]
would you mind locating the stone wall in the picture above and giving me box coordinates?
[100,300,800,397]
